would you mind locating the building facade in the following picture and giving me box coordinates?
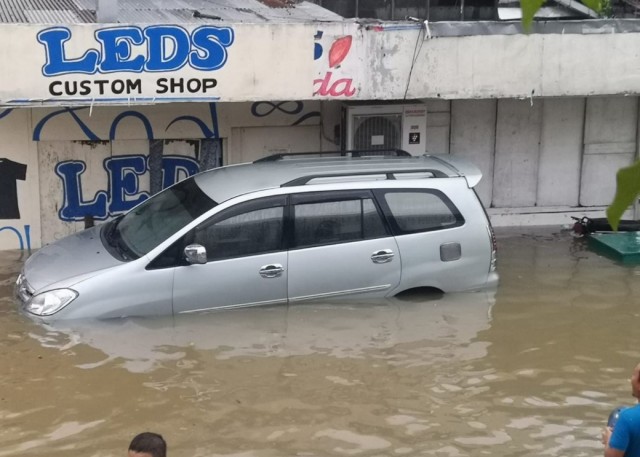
[0,2,639,250]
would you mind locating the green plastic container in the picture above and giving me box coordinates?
[588,231,640,264]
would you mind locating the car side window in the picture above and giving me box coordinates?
[376,189,464,234]
[194,205,284,261]
[146,197,285,269]
[292,196,387,249]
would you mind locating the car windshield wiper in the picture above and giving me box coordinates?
[106,217,119,245]
[115,237,133,260]
[114,229,140,261]
[104,217,137,261]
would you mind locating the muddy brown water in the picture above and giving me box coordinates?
[1,227,640,457]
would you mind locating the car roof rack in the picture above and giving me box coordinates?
[281,168,448,187]
[253,149,412,163]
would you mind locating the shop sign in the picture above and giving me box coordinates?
[37,25,234,99]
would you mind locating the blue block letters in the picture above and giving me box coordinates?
[55,155,200,221]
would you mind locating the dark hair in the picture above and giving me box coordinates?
[128,432,167,457]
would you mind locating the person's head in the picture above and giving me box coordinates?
[128,432,166,457]
[631,363,640,400]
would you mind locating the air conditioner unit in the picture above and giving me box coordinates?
[344,103,427,156]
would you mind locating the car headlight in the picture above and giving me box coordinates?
[25,289,78,316]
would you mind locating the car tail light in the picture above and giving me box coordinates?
[487,225,497,272]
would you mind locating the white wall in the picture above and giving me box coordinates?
[537,98,584,207]
[446,95,639,227]
[493,99,542,208]
[0,109,39,251]
[425,99,451,156]
[580,97,637,206]
[0,100,329,250]
[4,22,640,106]
[449,99,496,207]
[383,30,640,100]
[1,95,638,250]
[0,23,314,104]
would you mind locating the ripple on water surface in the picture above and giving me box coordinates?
[1,229,639,456]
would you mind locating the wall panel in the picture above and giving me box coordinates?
[537,98,585,206]
[580,96,638,206]
[493,99,542,208]
[450,99,497,208]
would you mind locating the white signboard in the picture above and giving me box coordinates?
[0,23,315,105]
[3,21,640,105]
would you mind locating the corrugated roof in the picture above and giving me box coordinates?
[0,0,343,23]
[0,0,93,23]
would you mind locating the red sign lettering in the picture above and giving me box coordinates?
[313,71,356,97]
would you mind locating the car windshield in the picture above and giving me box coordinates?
[110,178,217,258]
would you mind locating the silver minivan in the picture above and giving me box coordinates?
[16,152,498,321]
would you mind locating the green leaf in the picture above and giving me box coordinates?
[581,0,602,12]
[606,160,640,231]
[520,0,546,32]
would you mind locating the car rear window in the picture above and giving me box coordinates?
[376,189,464,234]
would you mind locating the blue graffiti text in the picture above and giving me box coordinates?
[55,155,200,221]
[0,225,31,251]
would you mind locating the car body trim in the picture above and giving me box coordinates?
[177,298,287,314]
[289,284,392,302]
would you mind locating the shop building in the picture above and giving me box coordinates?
[0,0,639,250]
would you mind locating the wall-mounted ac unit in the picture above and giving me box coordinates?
[344,103,427,156]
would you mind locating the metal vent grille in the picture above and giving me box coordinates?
[352,114,402,151]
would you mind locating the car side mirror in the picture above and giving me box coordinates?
[184,244,207,265]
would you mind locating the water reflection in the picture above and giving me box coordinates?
[34,291,495,373]
[3,228,640,456]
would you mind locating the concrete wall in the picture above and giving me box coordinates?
[383,27,640,100]
[449,99,496,207]
[493,99,543,208]
[1,20,639,250]
[0,100,341,250]
[1,95,637,250]
[443,95,638,226]
[0,109,39,251]
[537,98,584,207]
[4,22,640,106]
[580,97,638,206]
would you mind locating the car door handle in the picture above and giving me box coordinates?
[259,264,284,278]
[371,249,394,264]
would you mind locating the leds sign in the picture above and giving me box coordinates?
[37,25,234,98]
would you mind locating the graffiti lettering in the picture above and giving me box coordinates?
[104,155,148,214]
[37,25,235,76]
[161,157,199,188]
[55,155,199,221]
[251,101,304,117]
[0,225,31,251]
[250,101,320,126]
[56,161,109,220]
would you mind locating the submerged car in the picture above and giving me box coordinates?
[16,152,498,321]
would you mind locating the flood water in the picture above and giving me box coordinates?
[1,227,640,457]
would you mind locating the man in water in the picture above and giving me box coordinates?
[128,432,167,457]
[603,363,640,457]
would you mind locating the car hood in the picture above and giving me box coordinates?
[24,225,123,291]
